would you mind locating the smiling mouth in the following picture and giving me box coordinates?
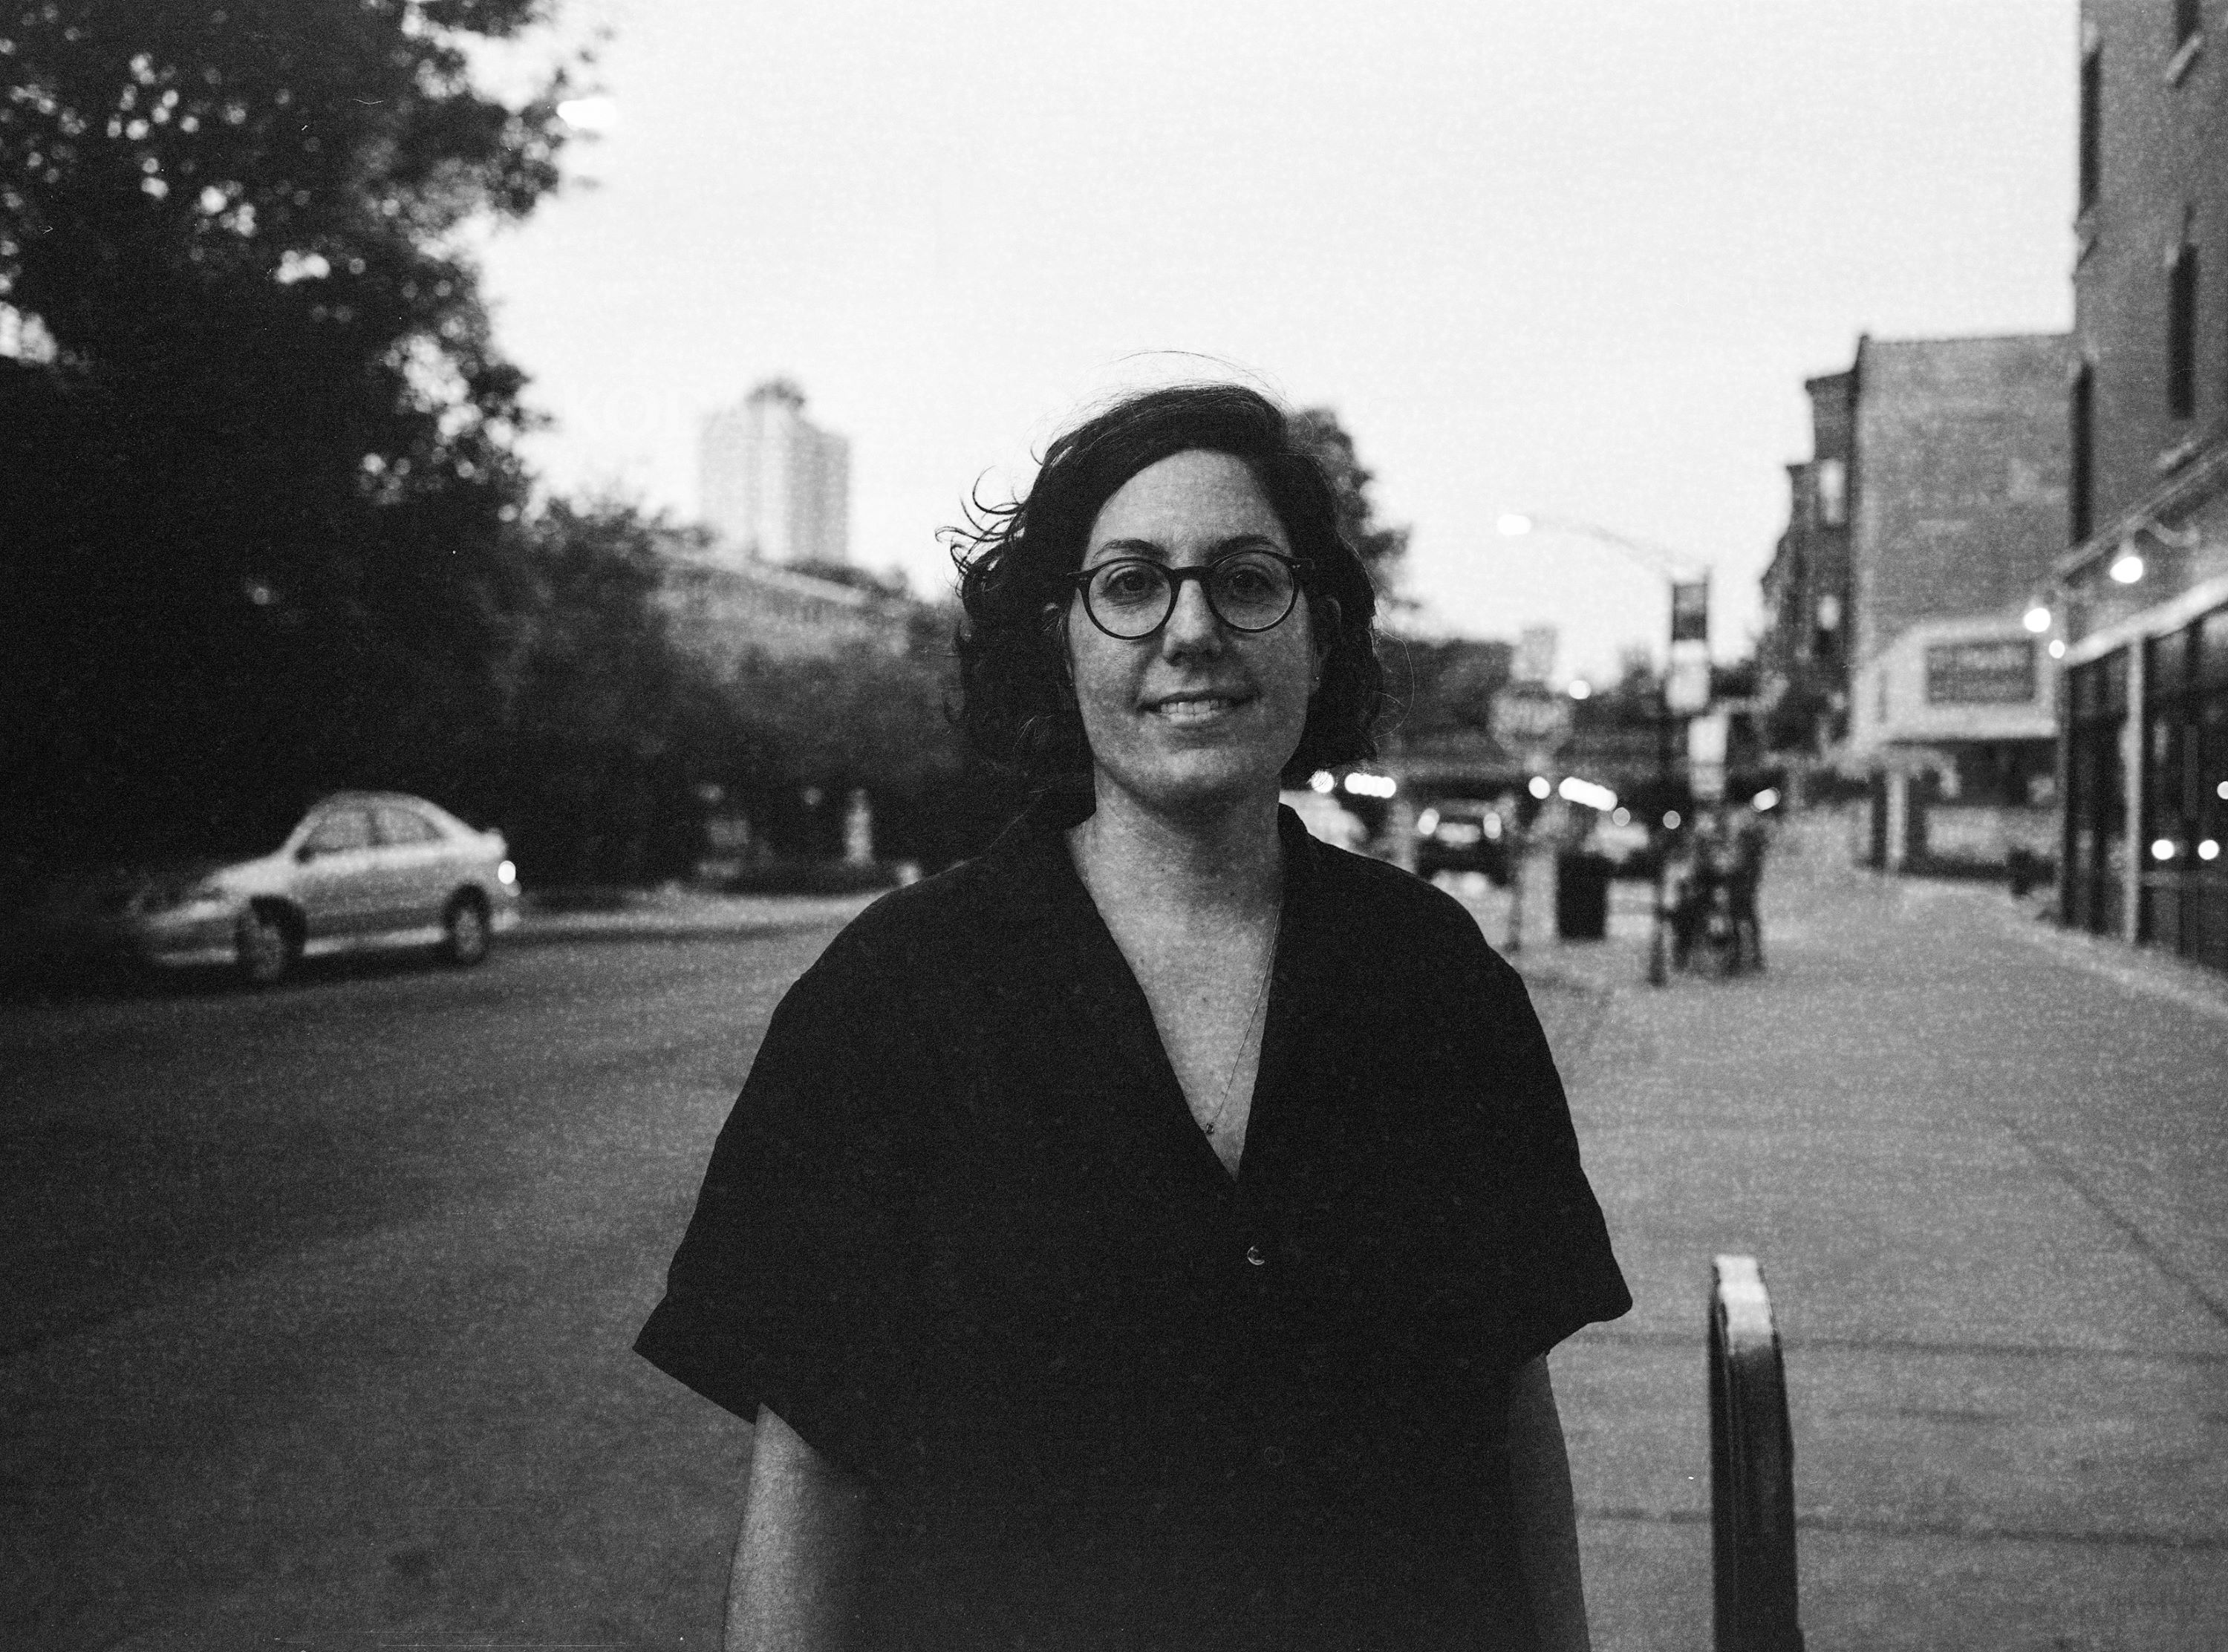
[1147,693,1253,723]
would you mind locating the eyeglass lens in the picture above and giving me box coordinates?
[1084,554,1297,639]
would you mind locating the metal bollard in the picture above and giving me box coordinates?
[1710,1254,1802,1651]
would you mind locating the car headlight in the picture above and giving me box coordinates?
[139,878,223,915]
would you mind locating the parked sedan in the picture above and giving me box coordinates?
[39,791,520,986]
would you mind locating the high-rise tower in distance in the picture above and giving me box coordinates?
[698,379,850,567]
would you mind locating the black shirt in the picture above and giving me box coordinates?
[636,802,1630,1651]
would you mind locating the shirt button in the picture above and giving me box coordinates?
[1245,1244,1267,1267]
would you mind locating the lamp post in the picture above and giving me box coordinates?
[1496,513,1713,987]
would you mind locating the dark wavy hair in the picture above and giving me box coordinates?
[950,383,1385,790]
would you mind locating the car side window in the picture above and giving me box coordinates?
[374,807,443,846]
[302,809,374,856]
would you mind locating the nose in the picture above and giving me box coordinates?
[1159,574,1225,653]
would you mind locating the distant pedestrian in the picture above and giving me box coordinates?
[635,384,1629,1651]
[1728,802,1770,970]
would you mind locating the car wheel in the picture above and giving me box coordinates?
[442,894,491,967]
[235,906,294,987]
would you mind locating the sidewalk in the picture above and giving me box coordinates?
[1451,817,2228,1649]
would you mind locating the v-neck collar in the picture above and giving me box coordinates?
[986,795,1322,1198]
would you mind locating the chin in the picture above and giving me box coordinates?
[1110,752,1289,817]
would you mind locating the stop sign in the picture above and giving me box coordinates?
[1491,685,1573,751]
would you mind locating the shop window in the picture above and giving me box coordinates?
[2065,651,2130,936]
[1814,458,1847,526]
[2168,240,2198,420]
[2140,611,2228,972]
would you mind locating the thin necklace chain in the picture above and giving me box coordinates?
[1201,913,1280,1137]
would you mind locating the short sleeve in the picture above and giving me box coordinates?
[1471,946,1632,1365]
[633,947,926,1472]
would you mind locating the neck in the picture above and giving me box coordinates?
[1068,782,1285,921]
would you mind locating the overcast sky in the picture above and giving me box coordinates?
[475,0,2075,683]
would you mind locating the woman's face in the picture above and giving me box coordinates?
[1064,448,1326,820]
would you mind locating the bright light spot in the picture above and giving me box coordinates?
[1527,775,1552,801]
[1753,788,1781,812]
[2110,550,2145,584]
[1308,770,1335,794]
[556,95,622,133]
[198,185,227,215]
[2151,838,2177,861]
[1343,771,1397,799]
[498,860,517,884]
[2218,781,2228,801]
[1567,679,1592,701]
[2198,840,2221,863]
[2022,604,2052,633]
[1496,513,1534,538]
[2048,639,2066,659]
[1416,808,1440,836]
[1663,810,1683,831]
[241,578,276,607]
[1558,776,1618,812]
[140,175,168,200]
[276,249,330,284]
[1612,807,1630,826]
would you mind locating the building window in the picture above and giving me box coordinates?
[1814,458,1847,526]
[2071,362,2095,543]
[2079,46,2101,212]
[2168,240,2198,419]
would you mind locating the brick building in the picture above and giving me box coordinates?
[2045,0,2228,970]
[1794,333,2076,870]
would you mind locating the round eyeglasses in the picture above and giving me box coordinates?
[1071,550,1307,641]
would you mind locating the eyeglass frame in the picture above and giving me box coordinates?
[1067,549,1313,641]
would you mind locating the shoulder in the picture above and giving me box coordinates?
[1301,838,1520,989]
[788,849,1015,1002]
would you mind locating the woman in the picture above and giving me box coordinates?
[636,384,1630,1651]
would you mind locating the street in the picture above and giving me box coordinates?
[6,827,2227,1648]
[4,927,838,1649]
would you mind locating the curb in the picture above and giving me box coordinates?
[506,893,881,948]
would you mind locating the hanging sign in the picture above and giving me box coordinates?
[1670,578,1710,644]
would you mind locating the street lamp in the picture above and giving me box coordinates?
[1496,511,1713,986]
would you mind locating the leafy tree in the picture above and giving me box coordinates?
[1291,405,1408,584]
[489,499,707,884]
[0,1,576,858]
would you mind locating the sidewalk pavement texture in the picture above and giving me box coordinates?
[1452,814,2228,1650]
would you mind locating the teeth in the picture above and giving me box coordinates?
[1156,697,1234,714]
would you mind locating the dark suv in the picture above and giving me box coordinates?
[1414,800,1512,886]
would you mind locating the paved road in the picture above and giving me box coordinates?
[3,931,841,1650]
[7,828,2226,1649]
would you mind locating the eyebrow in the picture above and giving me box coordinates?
[1085,532,1286,565]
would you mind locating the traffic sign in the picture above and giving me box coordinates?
[1492,684,1574,751]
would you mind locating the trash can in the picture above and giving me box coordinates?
[1554,851,1612,940]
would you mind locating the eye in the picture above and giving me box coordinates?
[1092,562,1165,606]
[1214,554,1289,601]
